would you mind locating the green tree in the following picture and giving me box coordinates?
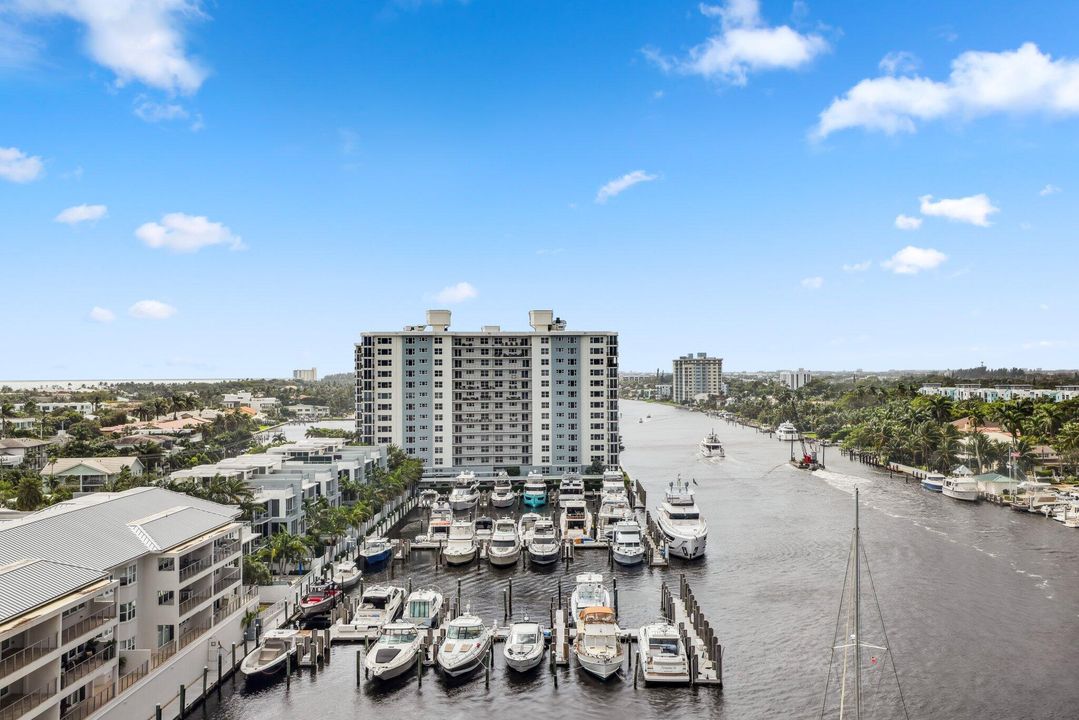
[15,476,44,511]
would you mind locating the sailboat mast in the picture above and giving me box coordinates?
[854,488,862,720]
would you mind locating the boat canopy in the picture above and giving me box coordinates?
[578,607,616,624]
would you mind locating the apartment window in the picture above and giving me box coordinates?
[119,637,136,651]
[118,564,137,586]
[119,601,137,622]
[157,558,175,572]
[158,590,175,605]
[157,625,175,648]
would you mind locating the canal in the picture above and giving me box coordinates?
[205,400,1079,719]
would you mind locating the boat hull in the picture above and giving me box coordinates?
[240,652,292,680]
[449,497,478,511]
[490,495,516,508]
[488,549,520,567]
[359,548,392,565]
[504,648,544,672]
[443,547,477,565]
[300,596,338,617]
[522,494,546,508]
[612,548,644,566]
[366,647,420,681]
[438,639,492,677]
[575,652,622,679]
[921,481,943,493]
[528,545,560,564]
[942,488,979,501]
[661,529,706,560]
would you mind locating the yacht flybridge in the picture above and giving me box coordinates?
[700,430,725,458]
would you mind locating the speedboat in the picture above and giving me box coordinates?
[573,607,623,680]
[474,516,494,542]
[402,588,444,628]
[637,623,689,684]
[522,476,547,508]
[299,582,343,617]
[490,474,516,508]
[488,518,521,567]
[700,430,725,458]
[596,495,633,540]
[503,621,545,673]
[364,622,423,681]
[558,475,585,508]
[611,520,645,566]
[942,476,980,502]
[656,478,707,560]
[332,559,361,590]
[240,629,298,681]
[528,518,560,565]
[351,585,406,636]
[921,473,945,493]
[448,472,480,511]
[570,573,611,624]
[443,519,478,565]
[518,512,541,545]
[437,612,492,677]
[358,538,393,566]
[560,500,592,541]
[776,421,801,442]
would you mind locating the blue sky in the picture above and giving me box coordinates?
[2,0,1078,378]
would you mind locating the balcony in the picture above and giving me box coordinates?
[0,679,57,720]
[213,540,240,559]
[178,590,213,616]
[213,567,241,593]
[62,644,115,689]
[150,641,177,671]
[0,635,57,677]
[61,685,115,720]
[178,556,211,582]
[62,604,115,645]
[178,623,211,651]
[119,660,149,693]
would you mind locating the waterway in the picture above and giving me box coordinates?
[205,400,1079,719]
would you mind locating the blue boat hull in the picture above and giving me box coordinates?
[523,495,546,508]
[921,481,943,493]
[359,548,392,565]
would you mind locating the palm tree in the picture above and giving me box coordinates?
[933,423,963,472]
[15,476,44,511]
[913,422,941,469]
[1030,404,1060,441]
[203,474,254,506]
[0,402,13,437]
[965,431,995,473]
[259,531,309,576]
[1053,422,1079,476]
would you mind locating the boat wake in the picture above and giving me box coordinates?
[810,468,872,496]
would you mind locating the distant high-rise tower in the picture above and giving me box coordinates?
[293,368,318,382]
[672,352,723,403]
[779,368,812,390]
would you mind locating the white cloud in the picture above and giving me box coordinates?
[645,0,828,86]
[842,261,871,272]
[595,170,657,203]
[433,281,478,304]
[894,214,922,230]
[919,193,998,227]
[134,97,189,122]
[879,51,920,76]
[128,299,177,320]
[15,0,208,93]
[1039,183,1061,196]
[88,306,115,323]
[0,146,44,182]
[800,276,824,289]
[815,43,1079,138]
[55,203,108,225]
[135,212,245,252]
[882,246,948,274]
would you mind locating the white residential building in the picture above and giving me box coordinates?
[0,488,256,720]
[779,368,812,390]
[918,384,1079,403]
[356,309,620,474]
[284,404,329,420]
[13,402,94,416]
[292,368,318,382]
[672,353,724,403]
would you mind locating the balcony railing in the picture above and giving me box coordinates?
[178,623,211,650]
[119,660,149,693]
[60,684,115,720]
[0,634,57,677]
[178,591,213,616]
[0,679,57,720]
[62,605,115,644]
[150,641,177,670]
[214,567,241,593]
[178,556,211,582]
[62,644,115,689]
[213,541,240,559]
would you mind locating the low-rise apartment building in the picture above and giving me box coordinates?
[39,458,145,493]
[919,383,1079,403]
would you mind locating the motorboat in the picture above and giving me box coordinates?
[402,588,444,628]
[363,622,423,680]
[560,500,592,542]
[570,573,611,624]
[443,519,478,565]
[636,622,689,684]
[358,537,393,566]
[611,520,645,566]
[518,512,541,545]
[700,430,725,458]
[299,582,344,617]
[656,478,707,560]
[423,500,454,543]
[503,621,545,672]
[240,629,298,681]
[332,559,361,590]
[1010,481,1059,512]
[573,607,623,680]
[601,469,627,500]
[448,472,480,511]
[596,495,633,540]
[942,476,980,502]
[351,585,406,635]
[419,488,439,506]
[437,612,492,677]
[921,473,945,493]
[528,518,560,565]
[558,475,585,508]
[490,474,516,508]
[474,516,494,542]
[488,518,522,567]
[522,476,547,508]
[776,421,801,442]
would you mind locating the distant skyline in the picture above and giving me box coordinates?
[2,1,1077,378]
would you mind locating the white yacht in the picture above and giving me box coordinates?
[522,472,547,508]
[596,494,633,540]
[364,623,423,681]
[437,612,492,677]
[419,488,439,506]
[601,469,627,498]
[921,472,945,493]
[443,519,478,565]
[570,572,611,624]
[503,621,545,673]
[240,629,298,681]
[560,500,592,541]
[488,518,522,567]
[636,623,689,684]
[528,518,560,565]
[775,421,801,442]
[331,559,361,590]
[573,607,623,680]
[351,585,406,635]
[517,512,541,545]
[448,472,480,511]
[656,478,708,560]
[474,515,494,542]
[1010,481,1059,512]
[700,430,725,458]
[611,520,645,566]
[942,476,980,502]
[422,500,453,543]
[401,588,444,629]
[558,475,585,508]
[490,474,517,508]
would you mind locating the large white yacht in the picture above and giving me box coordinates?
[656,478,708,560]
[700,430,725,458]
[558,474,585,508]
[611,520,645,566]
[490,473,517,508]
[775,422,801,442]
[448,471,480,511]
[560,500,592,541]
[527,518,560,565]
[364,623,424,681]
[596,494,633,540]
[488,517,521,567]
[443,519,478,565]
[437,612,492,677]
[942,476,980,502]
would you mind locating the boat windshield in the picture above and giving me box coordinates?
[510,631,539,645]
[364,595,389,609]
[668,511,699,520]
[446,625,484,640]
[648,638,680,655]
[492,539,517,548]
[408,600,431,618]
[383,630,417,644]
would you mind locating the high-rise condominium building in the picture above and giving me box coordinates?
[292,367,318,382]
[672,352,724,403]
[779,368,812,390]
[356,310,619,474]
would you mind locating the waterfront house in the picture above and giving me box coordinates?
[39,457,145,493]
[975,472,1018,499]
